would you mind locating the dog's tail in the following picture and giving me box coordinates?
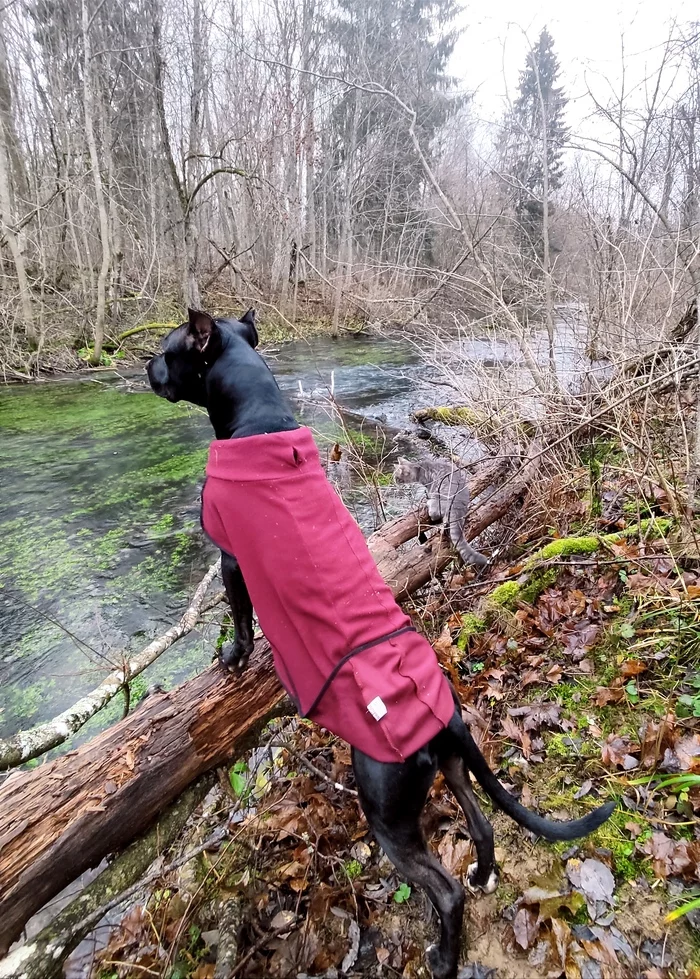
[451,716,615,841]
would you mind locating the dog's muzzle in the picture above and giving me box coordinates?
[145,355,174,400]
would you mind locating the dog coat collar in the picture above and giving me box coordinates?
[201,427,454,763]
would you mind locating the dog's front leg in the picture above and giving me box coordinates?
[220,550,255,669]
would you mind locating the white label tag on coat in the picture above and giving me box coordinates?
[367,696,387,721]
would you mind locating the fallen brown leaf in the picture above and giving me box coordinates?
[521,668,543,687]
[513,906,540,950]
[593,686,625,707]
[508,703,564,731]
[437,833,473,877]
[601,734,639,770]
[640,832,700,879]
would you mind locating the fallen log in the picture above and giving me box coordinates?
[372,447,533,599]
[0,645,290,956]
[0,775,216,979]
[0,447,536,955]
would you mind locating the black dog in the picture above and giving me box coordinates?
[146,309,614,979]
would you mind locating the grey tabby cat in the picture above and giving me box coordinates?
[394,457,489,566]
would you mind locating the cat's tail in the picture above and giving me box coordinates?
[448,509,489,566]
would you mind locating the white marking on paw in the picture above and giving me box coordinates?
[466,862,499,895]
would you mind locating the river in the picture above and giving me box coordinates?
[0,333,432,749]
[0,319,593,752]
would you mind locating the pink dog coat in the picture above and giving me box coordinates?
[201,427,454,763]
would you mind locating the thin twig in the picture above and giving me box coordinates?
[269,741,358,796]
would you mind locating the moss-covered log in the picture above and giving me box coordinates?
[458,518,675,647]
[0,643,290,956]
[412,405,487,428]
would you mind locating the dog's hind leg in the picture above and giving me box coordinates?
[353,747,465,979]
[220,550,254,669]
[441,755,498,896]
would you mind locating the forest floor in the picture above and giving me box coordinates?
[66,421,700,979]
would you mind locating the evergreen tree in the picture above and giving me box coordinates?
[326,0,462,265]
[501,28,568,259]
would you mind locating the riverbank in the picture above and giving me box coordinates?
[1,290,370,380]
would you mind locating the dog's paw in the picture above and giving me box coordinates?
[426,943,457,979]
[219,640,253,671]
[465,862,499,896]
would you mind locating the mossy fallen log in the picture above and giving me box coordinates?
[412,405,487,428]
[457,518,675,648]
[0,644,291,957]
[0,776,214,979]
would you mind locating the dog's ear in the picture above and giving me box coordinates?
[187,308,216,352]
[236,308,259,348]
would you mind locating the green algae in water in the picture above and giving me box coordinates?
[0,334,423,747]
[0,377,215,741]
[0,382,210,604]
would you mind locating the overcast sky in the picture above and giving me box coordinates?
[453,0,697,129]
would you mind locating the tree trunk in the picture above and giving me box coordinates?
[0,140,35,346]
[0,448,537,953]
[82,0,111,365]
[331,89,360,336]
[0,646,290,956]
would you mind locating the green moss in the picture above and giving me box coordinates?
[480,567,560,615]
[586,810,652,882]
[571,903,590,926]
[543,796,646,883]
[496,882,519,911]
[612,516,667,540]
[520,567,560,604]
[415,405,486,428]
[546,732,580,760]
[520,519,675,578]
[622,499,654,519]
[1,516,89,601]
[344,859,363,880]
[457,613,487,650]
[485,580,521,611]
[524,536,600,569]
[553,681,594,711]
